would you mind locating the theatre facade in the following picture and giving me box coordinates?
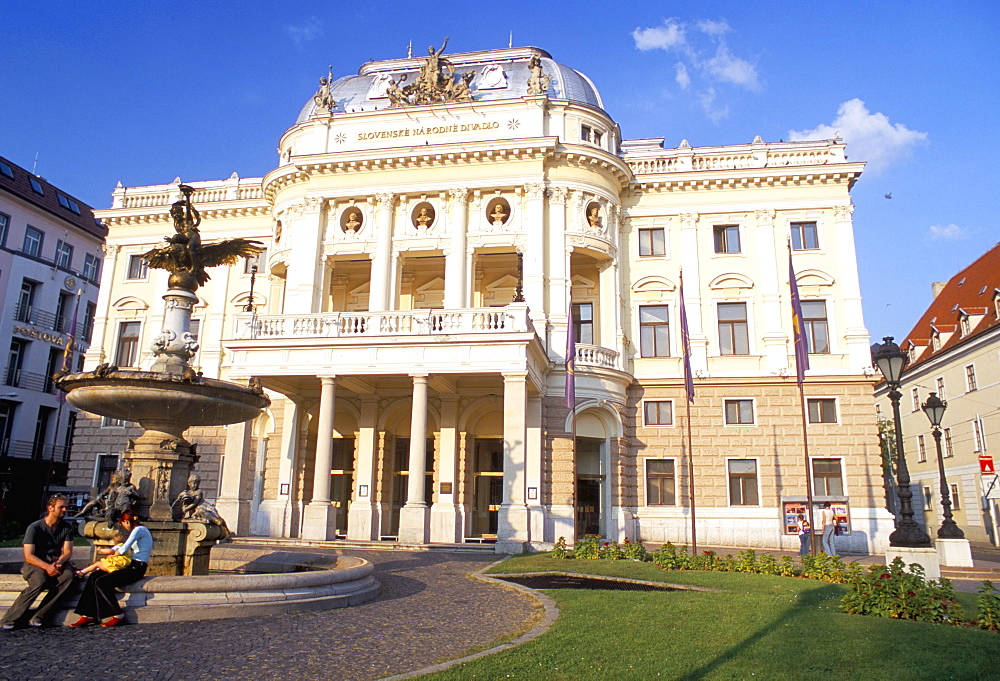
[70,45,892,553]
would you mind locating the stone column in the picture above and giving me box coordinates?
[497,372,529,552]
[755,209,787,372]
[678,213,707,373]
[369,193,395,311]
[348,396,380,541]
[444,188,469,309]
[431,394,461,543]
[84,243,119,367]
[303,377,337,539]
[284,198,325,313]
[215,419,254,536]
[523,183,547,329]
[525,394,545,544]
[398,375,430,544]
[833,204,872,370]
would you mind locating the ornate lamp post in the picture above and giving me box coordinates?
[921,392,965,539]
[871,337,932,547]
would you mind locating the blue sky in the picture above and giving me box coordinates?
[2,1,997,341]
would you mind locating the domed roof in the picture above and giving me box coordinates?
[296,47,603,123]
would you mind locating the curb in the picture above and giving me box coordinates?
[378,559,560,680]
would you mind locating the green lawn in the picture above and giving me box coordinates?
[424,554,994,681]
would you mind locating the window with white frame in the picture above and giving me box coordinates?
[917,434,927,463]
[807,398,837,424]
[923,486,933,511]
[966,364,977,392]
[639,305,669,357]
[55,240,73,269]
[728,459,759,505]
[83,253,100,281]
[950,484,961,511]
[94,453,120,491]
[638,227,665,256]
[126,254,148,280]
[812,458,844,496]
[22,226,43,257]
[724,399,754,425]
[960,314,970,336]
[911,387,920,412]
[936,377,946,400]
[0,212,8,246]
[114,321,141,367]
[644,400,674,426]
[718,302,749,355]
[645,459,676,505]
[974,417,986,452]
[802,301,830,354]
[944,428,954,457]
[713,224,741,254]
[790,221,819,250]
[573,303,594,345]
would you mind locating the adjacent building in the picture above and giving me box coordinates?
[0,155,106,525]
[877,244,1000,544]
[70,46,891,553]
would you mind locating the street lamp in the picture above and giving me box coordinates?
[871,336,932,547]
[921,392,965,539]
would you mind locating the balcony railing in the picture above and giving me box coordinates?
[232,306,535,341]
[13,304,65,332]
[0,439,68,461]
[3,367,53,392]
[575,344,619,369]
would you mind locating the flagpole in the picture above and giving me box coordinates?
[679,270,697,555]
[42,289,82,511]
[788,243,817,554]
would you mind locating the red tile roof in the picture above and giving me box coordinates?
[901,242,1000,368]
[0,155,107,239]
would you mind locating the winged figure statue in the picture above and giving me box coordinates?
[143,184,263,291]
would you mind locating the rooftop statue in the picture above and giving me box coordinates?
[526,54,551,95]
[143,184,263,292]
[314,66,335,112]
[385,38,474,107]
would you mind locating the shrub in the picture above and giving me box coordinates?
[551,536,570,560]
[651,542,691,570]
[977,581,1000,632]
[600,540,626,561]
[841,557,963,624]
[574,534,603,560]
[622,538,648,561]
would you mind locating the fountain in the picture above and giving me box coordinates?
[57,184,270,576]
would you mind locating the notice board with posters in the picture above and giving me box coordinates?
[782,499,852,535]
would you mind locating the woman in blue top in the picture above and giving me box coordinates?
[69,511,152,627]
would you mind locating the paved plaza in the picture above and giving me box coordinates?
[0,548,538,681]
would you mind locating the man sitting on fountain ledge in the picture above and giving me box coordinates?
[0,495,77,630]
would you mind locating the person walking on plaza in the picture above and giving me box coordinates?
[797,514,811,555]
[70,511,151,628]
[0,494,77,630]
[820,502,837,555]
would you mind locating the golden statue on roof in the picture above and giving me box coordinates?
[386,38,474,107]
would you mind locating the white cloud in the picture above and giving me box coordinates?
[698,87,730,122]
[632,20,687,51]
[285,17,324,46]
[697,19,731,36]
[674,63,691,89]
[705,45,759,89]
[788,98,928,173]
[928,224,969,240]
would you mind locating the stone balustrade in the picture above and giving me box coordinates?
[575,343,619,368]
[625,140,847,176]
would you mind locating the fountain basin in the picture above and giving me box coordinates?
[60,370,269,437]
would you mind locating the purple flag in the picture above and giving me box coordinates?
[789,251,810,384]
[57,290,83,402]
[565,297,576,411]
[678,272,695,402]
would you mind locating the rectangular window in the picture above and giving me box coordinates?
[0,161,13,179]
[16,280,36,323]
[581,124,592,141]
[83,253,101,281]
[5,339,28,388]
[114,321,141,367]
[0,212,8,246]
[22,226,43,257]
[923,486,933,511]
[646,459,676,505]
[801,301,830,354]
[911,387,920,412]
[950,484,961,511]
[639,305,670,357]
[728,459,759,505]
[960,315,971,336]
[56,193,81,214]
[966,364,977,392]
[644,400,674,426]
[974,418,986,453]
[101,417,127,428]
[944,428,954,457]
[917,434,927,463]
[244,249,266,274]
[55,292,73,333]
[790,221,819,250]
[83,302,97,343]
[94,454,120,490]
[29,177,44,195]
[55,240,73,269]
[713,224,741,253]
[807,398,837,423]
[127,254,148,280]
[812,458,844,496]
[936,377,946,401]
[638,227,665,256]
[573,303,594,345]
[724,399,754,425]
[718,302,749,355]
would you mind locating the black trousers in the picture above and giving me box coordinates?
[74,561,147,620]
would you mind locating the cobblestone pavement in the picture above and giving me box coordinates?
[0,548,539,681]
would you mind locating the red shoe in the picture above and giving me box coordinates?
[69,616,95,627]
[102,615,125,627]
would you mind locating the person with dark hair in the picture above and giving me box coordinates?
[0,494,77,630]
[69,510,152,627]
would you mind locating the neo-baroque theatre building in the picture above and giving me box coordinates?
[70,46,892,553]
